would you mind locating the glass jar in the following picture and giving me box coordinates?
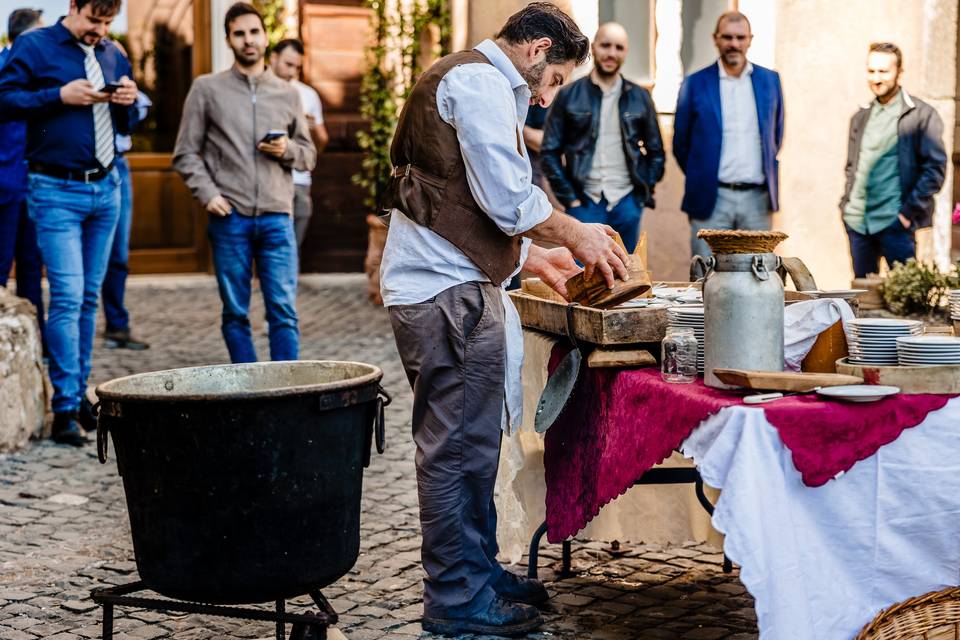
[661,327,698,383]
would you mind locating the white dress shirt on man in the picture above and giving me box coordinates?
[292,79,323,187]
[717,61,764,185]
[380,38,553,433]
[583,75,632,209]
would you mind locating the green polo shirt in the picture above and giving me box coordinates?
[844,90,903,234]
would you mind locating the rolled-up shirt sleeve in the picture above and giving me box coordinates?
[437,65,552,236]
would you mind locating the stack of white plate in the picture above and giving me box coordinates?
[666,305,704,374]
[846,318,922,365]
[949,290,960,321]
[897,335,960,366]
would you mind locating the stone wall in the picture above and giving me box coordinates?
[0,288,49,451]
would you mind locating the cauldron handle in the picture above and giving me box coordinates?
[94,402,109,464]
[375,385,391,455]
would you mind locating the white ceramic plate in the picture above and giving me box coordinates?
[817,385,900,402]
[800,289,868,300]
[896,336,960,347]
[849,318,923,328]
[897,343,960,353]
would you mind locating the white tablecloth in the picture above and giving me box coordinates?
[682,399,960,640]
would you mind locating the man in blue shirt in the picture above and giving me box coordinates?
[0,0,139,447]
[0,8,45,355]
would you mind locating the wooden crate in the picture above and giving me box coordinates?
[511,284,812,347]
[836,359,960,394]
[509,291,669,345]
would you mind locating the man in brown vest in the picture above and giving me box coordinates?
[380,4,629,636]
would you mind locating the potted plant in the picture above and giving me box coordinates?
[355,0,450,305]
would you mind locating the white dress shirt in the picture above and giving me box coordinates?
[717,61,764,185]
[583,76,633,209]
[380,39,553,433]
[292,79,323,187]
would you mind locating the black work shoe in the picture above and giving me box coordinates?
[422,596,541,637]
[51,412,88,447]
[104,328,150,350]
[493,570,550,605]
[78,398,99,433]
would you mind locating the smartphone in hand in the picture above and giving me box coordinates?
[259,130,286,144]
[101,82,123,94]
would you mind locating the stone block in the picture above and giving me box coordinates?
[0,288,49,451]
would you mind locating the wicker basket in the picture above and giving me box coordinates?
[854,586,960,639]
[697,229,788,254]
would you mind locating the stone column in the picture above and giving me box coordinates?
[652,0,683,113]
[210,0,233,72]
[916,0,957,270]
[0,289,50,451]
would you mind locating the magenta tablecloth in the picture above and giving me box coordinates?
[542,346,954,542]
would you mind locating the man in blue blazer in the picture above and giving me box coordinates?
[673,11,784,258]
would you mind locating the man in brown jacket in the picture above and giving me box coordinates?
[173,2,315,362]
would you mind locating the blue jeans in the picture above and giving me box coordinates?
[567,193,643,252]
[845,219,916,278]
[689,187,771,258]
[101,155,132,332]
[0,197,46,350]
[207,211,299,363]
[27,170,120,413]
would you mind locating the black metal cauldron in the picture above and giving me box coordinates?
[95,360,388,605]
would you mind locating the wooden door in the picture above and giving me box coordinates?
[300,0,372,273]
[124,0,212,273]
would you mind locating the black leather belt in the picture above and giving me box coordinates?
[718,181,765,191]
[29,162,112,183]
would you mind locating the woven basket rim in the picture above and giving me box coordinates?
[695,230,788,239]
[854,585,960,639]
[696,230,788,255]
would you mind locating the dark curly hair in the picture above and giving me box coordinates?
[75,0,122,17]
[496,2,589,66]
[224,2,265,36]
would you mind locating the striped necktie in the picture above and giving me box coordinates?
[79,43,115,169]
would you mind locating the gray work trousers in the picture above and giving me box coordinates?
[689,187,771,258]
[388,281,506,618]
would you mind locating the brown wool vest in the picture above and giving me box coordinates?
[380,50,523,284]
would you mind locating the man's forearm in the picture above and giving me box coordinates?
[524,209,582,248]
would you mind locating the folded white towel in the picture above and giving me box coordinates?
[783,299,856,371]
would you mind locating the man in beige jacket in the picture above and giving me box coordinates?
[173,1,315,362]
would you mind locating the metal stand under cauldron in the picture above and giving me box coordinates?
[91,581,337,639]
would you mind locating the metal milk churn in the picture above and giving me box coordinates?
[696,253,784,389]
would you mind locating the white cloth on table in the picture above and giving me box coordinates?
[681,399,960,640]
[495,330,721,564]
[783,298,855,371]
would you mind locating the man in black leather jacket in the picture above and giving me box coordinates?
[541,22,665,252]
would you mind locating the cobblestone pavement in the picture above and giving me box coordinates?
[0,275,758,640]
